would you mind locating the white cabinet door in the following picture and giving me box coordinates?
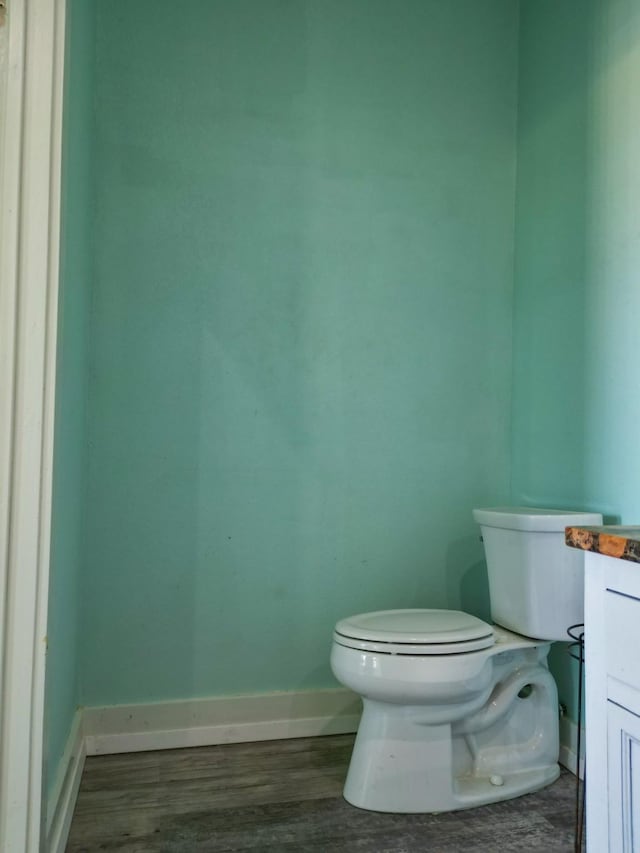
[608,701,640,852]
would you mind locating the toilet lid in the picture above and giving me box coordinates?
[333,609,495,655]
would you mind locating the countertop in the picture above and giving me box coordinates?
[565,525,640,564]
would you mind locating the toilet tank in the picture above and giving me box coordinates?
[473,507,603,642]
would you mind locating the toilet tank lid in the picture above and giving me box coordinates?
[473,506,603,532]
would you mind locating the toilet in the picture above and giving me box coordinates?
[330,506,602,813]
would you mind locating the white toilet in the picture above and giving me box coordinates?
[330,506,602,813]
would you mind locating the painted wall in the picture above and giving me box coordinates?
[81,0,518,705]
[513,0,640,719]
[582,0,640,521]
[511,0,588,512]
[45,0,94,796]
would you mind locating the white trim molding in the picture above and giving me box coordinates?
[46,711,85,853]
[559,716,585,780]
[0,1,66,851]
[82,687,362,756]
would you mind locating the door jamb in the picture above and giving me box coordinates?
[0,1,66,849]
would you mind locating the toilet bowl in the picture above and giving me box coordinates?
[330,507,602,813]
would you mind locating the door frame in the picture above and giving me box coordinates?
[0,0,66,849]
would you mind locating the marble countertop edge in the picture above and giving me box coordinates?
[565,525,640,564]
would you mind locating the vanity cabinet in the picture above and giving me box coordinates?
[606,700,640,852]
[583,549,640,853]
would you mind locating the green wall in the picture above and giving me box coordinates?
[50,0,640,767]
[512,0,588,511]
[514,0,640,518]
[583,0,640,520]
[45,0,94,797]
[54,0,640,764]
[513,0,640,719]
[81,0,518,705]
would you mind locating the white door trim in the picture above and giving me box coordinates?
[0,1,66,850]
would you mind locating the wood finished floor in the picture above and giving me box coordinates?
[66,734,579,852]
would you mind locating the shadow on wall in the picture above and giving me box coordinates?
[445,534,491,623]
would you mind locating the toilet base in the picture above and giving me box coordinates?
[343,687,560,813]
[451,764,560,811]
[345,763,560,813]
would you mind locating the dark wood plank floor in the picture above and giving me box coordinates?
[66,734,579,852]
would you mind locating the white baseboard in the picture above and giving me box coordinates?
[46,710,86,853]
[559,716,585,779]
[82,687,361,756]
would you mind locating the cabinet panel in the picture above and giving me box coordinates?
[607,701,640,853]
[605,591,640,691]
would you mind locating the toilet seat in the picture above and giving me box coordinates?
[334,609,495,655]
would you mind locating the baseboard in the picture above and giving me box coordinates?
[559,716,585,779]
[46,710,86,853]
[82,687,362,756]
